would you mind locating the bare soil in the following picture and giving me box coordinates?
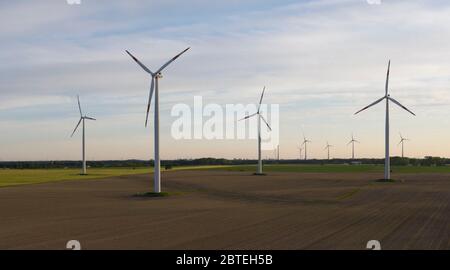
[0,170,448,250]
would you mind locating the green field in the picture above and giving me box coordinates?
[0,166,226,188]
[0,164,448,188]
[0,167,150,188]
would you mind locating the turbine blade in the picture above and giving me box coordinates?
[71,118,82,137]
[239,112,257,121]
[156,47,190,74]
[77,95,82,116]
[354,96,385,115]
[145,77,155,127]
[388,97,416,116]
[259,115,272,131]
[385,60,390,96]
[257,86,266,113]
[85,117,96,121]
[125,50,154,75]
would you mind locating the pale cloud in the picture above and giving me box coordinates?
[0,95,71,110]
[0,0,449,160]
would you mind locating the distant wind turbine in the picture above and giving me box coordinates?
[240,87,272,175]
[354,60,415,180]
[398,133,410,158]
[297,145,303,160]
[302,135,311,160]
[324,142,333,160]
[347,134,360,160]
[70,95,96,175]
[126,47,190,193]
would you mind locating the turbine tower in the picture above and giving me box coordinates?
[126,47,190,193]
[297,145,303,160]
[324,142,333,160]
[347,134,359,160]
[302,135,311,160]
[355,60,415,180]
[240,87,272,175]
[71,95,96,175]
[398,133,409,158]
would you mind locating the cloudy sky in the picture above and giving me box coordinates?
[1,0,449,161]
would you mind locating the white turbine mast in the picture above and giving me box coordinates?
[355,60,415,180]
[70,95,96,175]
[240,86,272,175]
[324,141,333,160]
[301,135,311,160]
[398,133,410,158]
[297,145,303,160]
[126,47,190,193]
[347,133,360,160]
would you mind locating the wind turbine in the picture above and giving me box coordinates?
[277,144,280,161]
[324,142,333,160]
[302,135,311,160]
[398,133,409,158]
[297,145,303,160]
[347,134,360,160]
[354,60,415,180]
[126,47,190,193]
[240,87,272,175]
[70,95,96,175]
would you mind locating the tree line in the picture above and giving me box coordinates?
[0,156,448,169]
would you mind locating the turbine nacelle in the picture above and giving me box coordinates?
[71,95,96,137]
[126,47,190,127]
[398,133,410,145]
[355,61,415,116]
[240,86,272,131]
[302,135,311,145]
[348,134,360,145]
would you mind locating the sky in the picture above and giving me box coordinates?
[0,0,449,161]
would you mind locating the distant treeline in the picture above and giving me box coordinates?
[0,157,448,169]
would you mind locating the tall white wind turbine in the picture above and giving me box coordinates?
[398,133,409,158]
[71,95,96,175]
[354,60,415,180]
[302,135,311,160]
[126,47,190,193]
[347,134,360,160]
[324,142,333,160]
[240,87,272,175]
